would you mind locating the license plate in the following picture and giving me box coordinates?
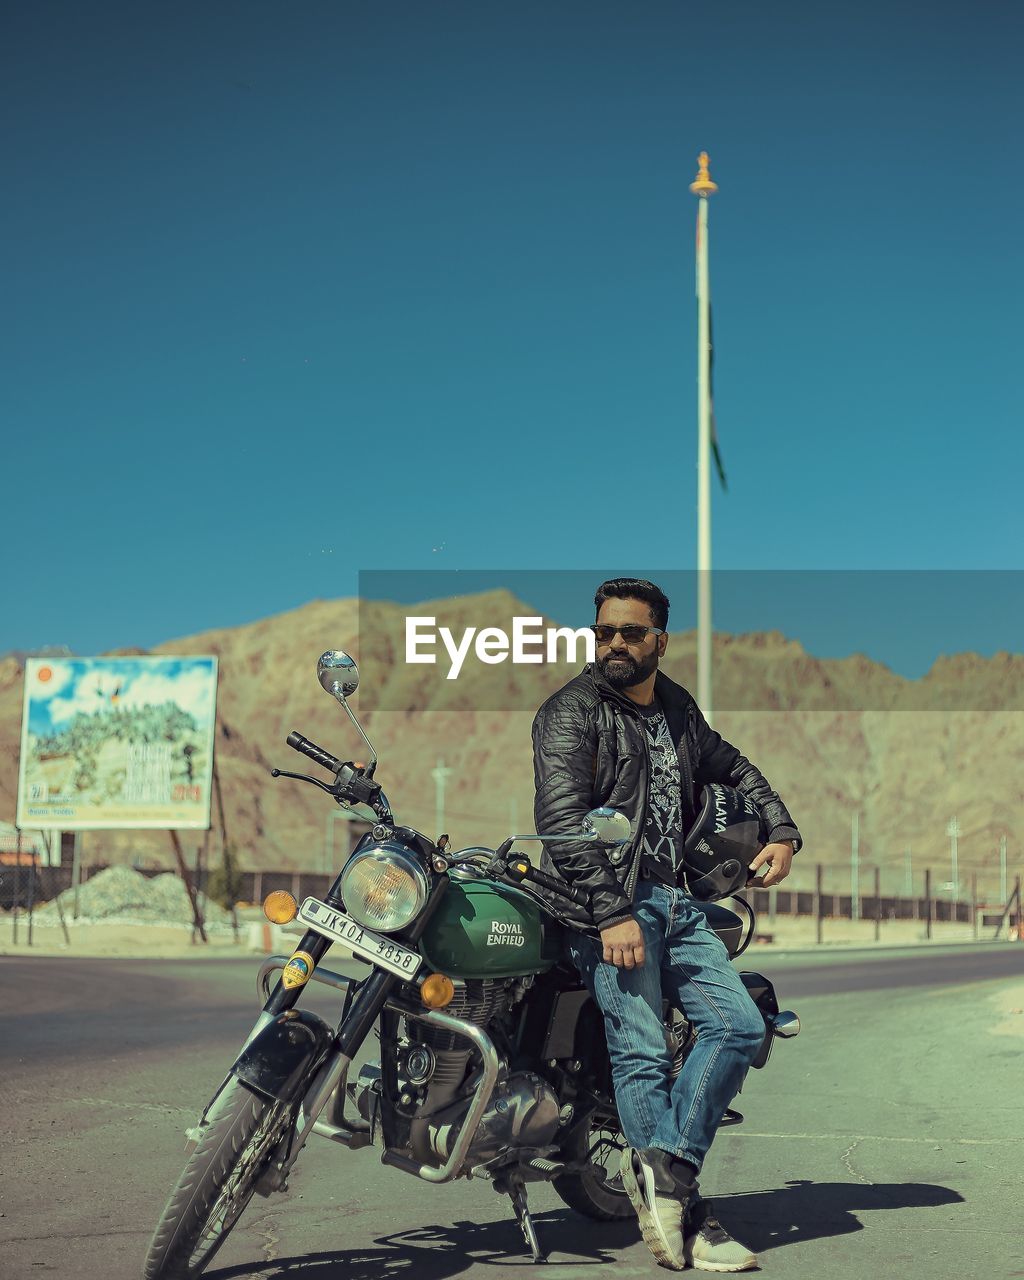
[297,897,423,980]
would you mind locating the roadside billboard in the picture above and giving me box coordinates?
[16,656,218,830]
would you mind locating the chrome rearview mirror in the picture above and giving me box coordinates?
[582,807,632,847]
[318,650,359,699]
[512,807,632,847]
[317,650,376,775]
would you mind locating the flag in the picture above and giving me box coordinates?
[709,307,727,491]
[697,211,727,492]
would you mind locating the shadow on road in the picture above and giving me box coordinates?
[209,1210,635,1278]
[206,1179,963,1278]
[713,1178,964,1251]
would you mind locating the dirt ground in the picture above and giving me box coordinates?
[1,909,1013,959]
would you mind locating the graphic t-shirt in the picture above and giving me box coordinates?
[636,699,684,881]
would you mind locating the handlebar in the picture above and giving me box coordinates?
[283,730,392,822]
[281,736,595,898]
[287,731,342,773]
[503,854,590,909]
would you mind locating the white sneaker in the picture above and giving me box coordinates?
[684,1199,758,1272]
[620,1147,688,1271]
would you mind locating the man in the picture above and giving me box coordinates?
[532,578,801,1272]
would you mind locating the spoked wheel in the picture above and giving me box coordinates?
[144,1079,294,1280]
[552,1115,633,1221]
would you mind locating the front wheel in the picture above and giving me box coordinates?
[144,1078,293,1280]
[552,1114,633,1221]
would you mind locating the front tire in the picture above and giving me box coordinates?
[144,1078,293,1280]
[552,1114,633,1221]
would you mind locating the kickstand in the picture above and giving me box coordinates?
[500,1174,547,1263]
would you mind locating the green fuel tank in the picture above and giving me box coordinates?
[418,874,564,979]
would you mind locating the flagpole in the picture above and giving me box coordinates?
[690,152,717,719]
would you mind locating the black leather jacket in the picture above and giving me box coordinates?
[531,665,801,933]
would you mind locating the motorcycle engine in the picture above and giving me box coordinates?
[406,978,512,1050]
[423,1070,560,1168]
[349,978,560,1171]
[399,978,558,1169]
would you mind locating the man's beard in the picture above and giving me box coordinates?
[597,648,659,689]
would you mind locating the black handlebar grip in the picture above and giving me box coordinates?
[286,731,342,773]
[508,857,590,909]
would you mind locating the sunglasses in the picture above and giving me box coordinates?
[590,624,665,645]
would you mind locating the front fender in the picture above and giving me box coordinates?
[231,1009,334,1102]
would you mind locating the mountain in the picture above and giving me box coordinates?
[1,592,1021,900]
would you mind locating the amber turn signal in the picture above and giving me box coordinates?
[420,973,455,1009]
[264,890,298,924]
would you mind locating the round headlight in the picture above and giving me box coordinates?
[340,843,429,932]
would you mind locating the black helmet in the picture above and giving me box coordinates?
[682,784,764,901]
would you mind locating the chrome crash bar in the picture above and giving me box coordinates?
[256,953,363,1150]
[378,998,501,1184]
[257,952,354,1002]
[254,958,501,1182]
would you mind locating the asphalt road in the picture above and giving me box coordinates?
[1,943,1021,1280]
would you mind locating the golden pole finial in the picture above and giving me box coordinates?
[689,151,718,197]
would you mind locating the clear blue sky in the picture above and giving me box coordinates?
[3,1,1022,675]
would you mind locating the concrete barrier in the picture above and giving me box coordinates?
[247,921,286,952]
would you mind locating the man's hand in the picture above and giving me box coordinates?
[600,917,645,969]
[748,841,795,888]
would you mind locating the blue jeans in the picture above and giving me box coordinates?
[567,880,765,1173]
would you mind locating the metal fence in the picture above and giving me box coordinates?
[3,858,1020,944]
[744,863,1022,943]
[0,861,337,914]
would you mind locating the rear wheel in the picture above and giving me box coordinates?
[143,1078,293,1280]
[552,1115,633,1221]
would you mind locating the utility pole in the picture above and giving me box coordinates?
[904,845,913,898]
[874,866,881,943]
[72,831,82,920]
[947,816,961,903]
[925,867,933,939]
[814,863,823,945]
[851,810,860,922]
[690,151,718,722]
[1000,834,1007,905]
[325,810,351,873]
[431,757,452,839]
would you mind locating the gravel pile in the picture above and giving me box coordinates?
[33,865,233,931]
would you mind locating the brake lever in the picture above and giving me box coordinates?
[270,767,340,798]
[271,763,391,823]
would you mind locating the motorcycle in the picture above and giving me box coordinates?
[144,650,800,1278]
